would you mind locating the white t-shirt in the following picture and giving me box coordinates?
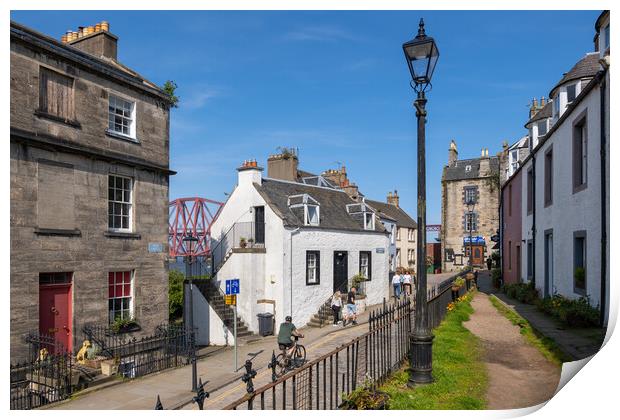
[403,274,412,284]
[392,274,401,285]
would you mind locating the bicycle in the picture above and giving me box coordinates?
[275,336,306,377]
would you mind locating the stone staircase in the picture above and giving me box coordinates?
[307,296,336,328]
[193,279,256,340]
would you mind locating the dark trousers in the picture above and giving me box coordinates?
[451,289,459,301]
[332,306,340,324]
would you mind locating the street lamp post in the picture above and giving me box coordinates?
[183,235,199,392]
[467,199,475,269]
[402,18,439,387]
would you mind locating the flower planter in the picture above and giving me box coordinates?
[100,359,119,376]
[339,389,390,410]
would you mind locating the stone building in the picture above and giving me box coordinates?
[441,140,501,271]
[10,21,173,359]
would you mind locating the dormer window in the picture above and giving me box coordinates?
[537,120,548,142]
[288,194,320,226]
[603,24,610,51]
[346,202,376,231]
[364,212,375,230]
[566,84,577,104]
[301,176,335,188]
[553,94,560,119]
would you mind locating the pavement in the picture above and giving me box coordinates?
[477,270,604,361]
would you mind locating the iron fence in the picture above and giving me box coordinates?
[11,333,74,410]
[222,272,469,410]
[211,221,265,274]
[82,323,193,379]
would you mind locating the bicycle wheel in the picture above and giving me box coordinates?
[275,353,288,377]
[293,345,306,367]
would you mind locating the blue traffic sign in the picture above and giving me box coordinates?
[225,279,240,295]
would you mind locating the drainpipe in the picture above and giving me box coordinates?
[531,155,536,290]
[289,228,301,317]
[598,66,608,327]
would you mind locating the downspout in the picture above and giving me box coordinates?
[598,66,608,327]
[531,155,536,289]
[289,227,301,317]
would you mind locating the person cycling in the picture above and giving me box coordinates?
[277,316,304,362]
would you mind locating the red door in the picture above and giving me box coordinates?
[39,283,72,353]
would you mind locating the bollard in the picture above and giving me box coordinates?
[241,359,257,394]
[155,395,163,410]
[268,350,278,382]
[192,377,209,410]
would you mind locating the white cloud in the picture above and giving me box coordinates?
[284,25,359,42]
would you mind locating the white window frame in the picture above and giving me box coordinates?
[396,228,401,241]
[108,270,134,323]
[537,120,548,141]
[306,251,319,285]
[108,93,136,139]
[408,228,415,241]
[465,186,477,204]
[465,212,477,231]
[360,252,370,279]
[305,204,320,226]
[108,174,133,232]
[364,212,375,230]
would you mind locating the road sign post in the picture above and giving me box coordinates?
[225,279,240,372]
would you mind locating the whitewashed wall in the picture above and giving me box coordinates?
[533,85,602,306]
[283,228,390,328]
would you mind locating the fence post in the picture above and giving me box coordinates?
[268,350,278,382]
[192,378,210,410]
[242,359,257,394]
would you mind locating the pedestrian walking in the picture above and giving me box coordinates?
[342,286,358,326]
[402,270,411,296]
[392,270,402,299]
[331,291,342,326]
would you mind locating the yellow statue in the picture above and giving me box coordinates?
[76,340,92,364]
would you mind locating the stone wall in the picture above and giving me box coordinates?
[441,177,500,272]
[10,32,170,361]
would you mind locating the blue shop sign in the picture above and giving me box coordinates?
[463,236,485,245]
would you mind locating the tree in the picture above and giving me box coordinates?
[169,270,184,321]
[162,80,180,108]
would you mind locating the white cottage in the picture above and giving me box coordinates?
[205,159,390,344]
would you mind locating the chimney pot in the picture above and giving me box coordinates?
[68,22,118,61]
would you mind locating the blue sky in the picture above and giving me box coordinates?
[11,10,600,235]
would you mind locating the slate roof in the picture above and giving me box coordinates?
[526,101,552,126]
[550,52,600,97]
[364,200,417,229]
[442,156,499,182]
[255,178,387,233]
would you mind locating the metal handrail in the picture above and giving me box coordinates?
[211,221,265,275]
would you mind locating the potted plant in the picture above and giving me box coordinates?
[111,317,141,334]
[247,238,255,247]
[452,276,465,291]
[574,267,586,289]
[339,381,390,409]
[239,237,247,248]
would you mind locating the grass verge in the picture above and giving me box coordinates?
[380,292,487,409]
[488,295,569,366]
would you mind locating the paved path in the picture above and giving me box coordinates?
[464,292,561,410]
[47,299,395,410]
[476,271,604,361]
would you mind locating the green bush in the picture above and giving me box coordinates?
[491,268,502,288]
[502,282,538,304]
[536,294,600,328]
[169,270,184,321]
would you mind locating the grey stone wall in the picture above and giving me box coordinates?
[10,34,170,361]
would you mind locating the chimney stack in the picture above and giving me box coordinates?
[387,190,400,207]
[321,165,349,188]
[448,140,458,166]
[237,159,263,186]
[63,21,118,61]
[479,148,490,176]
[267,150,299,182]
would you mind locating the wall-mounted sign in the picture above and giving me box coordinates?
[375,248,385,254]
[148,243,164,253]
[463,236,485,245]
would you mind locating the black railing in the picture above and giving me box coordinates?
[81,323,193,379]
[11,333,75,410]
[211,221,265,274]
[222,272,469,410]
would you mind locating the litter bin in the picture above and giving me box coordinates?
[257,313,274,336]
